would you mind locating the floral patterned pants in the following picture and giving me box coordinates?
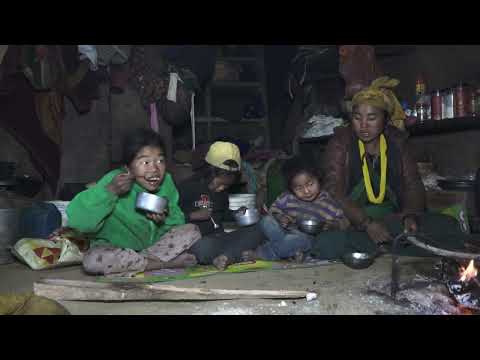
[82,224,201,275]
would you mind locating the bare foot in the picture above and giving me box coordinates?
[293,251,304,263]
[167,253,197,268]
[241,250,258,262]
[212,255,229,270]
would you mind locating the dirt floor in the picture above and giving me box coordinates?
[0,255,444,315]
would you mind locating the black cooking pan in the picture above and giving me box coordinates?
[438,178,475,191]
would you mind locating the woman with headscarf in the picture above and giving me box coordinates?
[310,77,468,259]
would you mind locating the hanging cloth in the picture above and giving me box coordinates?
[190,92,196,150]
[150,102,159,133]
[167,72,183,103]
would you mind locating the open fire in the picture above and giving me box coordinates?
[365,256,480,315]
[447,259,480,312]
[377,233,480,314]
[459,260,478,283]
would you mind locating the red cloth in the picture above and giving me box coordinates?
[339,45,382,99]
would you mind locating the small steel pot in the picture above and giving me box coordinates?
[341,252,375,270]
[233,208,260,227]
[297,219,323,235]
[135,192,168,214]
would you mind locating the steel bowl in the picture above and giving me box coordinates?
[229,194,257,211]
[297,219,323,235]
[135,192,168,214]
[233,208,260,227]
[341,252,375,270]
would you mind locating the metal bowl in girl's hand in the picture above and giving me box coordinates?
[135,192,169,214]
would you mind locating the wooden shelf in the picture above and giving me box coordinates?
[217,57,257,63]
[373,45,416,58]
[240,118,266,124]
[296,117,480,142]
[298,134,333,144]
[202,48,270,148]
[407,116,480,136]
[196,117,227,123]
[211,81,262,88]
[196,116,267,124]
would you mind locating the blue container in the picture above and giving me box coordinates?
[19,202,62,239]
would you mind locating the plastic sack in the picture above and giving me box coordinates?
[96,45,131,66]
[440,204,470,234]
[78,45,98,71]
[45,201,69,227]
[12,237,83,270]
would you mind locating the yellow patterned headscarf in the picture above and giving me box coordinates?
[351,76,405,130]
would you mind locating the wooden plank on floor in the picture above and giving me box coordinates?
[34,279,314,302]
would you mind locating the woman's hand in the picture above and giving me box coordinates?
[146,211,168,224]
[189,208,212,221]
[322,220,336,231]
[366,220,392,244]
[106,172,134,196]
[403,215,418,234]
[323,218,350,231]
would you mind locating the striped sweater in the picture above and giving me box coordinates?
[270,190,346,223]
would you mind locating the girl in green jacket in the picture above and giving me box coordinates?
[67,129,201,276]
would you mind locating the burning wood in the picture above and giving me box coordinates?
[459,260,478,283]
[446,260,480,312]
[366,275,462,315]
[390,233,480,313]
[369,256,480,315]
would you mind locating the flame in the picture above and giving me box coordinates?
[459,260,478,282]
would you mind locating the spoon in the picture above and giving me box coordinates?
[210,216,220,229]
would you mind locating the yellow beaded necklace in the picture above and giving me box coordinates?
[358,134,387,204]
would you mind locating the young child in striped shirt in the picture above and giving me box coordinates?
[249,157,349,262]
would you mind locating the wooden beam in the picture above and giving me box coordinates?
[34,279,315,302]
[374,45,416,58]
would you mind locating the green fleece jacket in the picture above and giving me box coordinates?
[66,169,185,251]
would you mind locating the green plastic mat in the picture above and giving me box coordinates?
[96,259,337,284]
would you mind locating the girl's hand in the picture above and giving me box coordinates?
[106,172,134,196]
[278,214,295,228]
[322,220,340,231]
[366,220,392,244]
[322,218,350,231]
[146,210,168,224]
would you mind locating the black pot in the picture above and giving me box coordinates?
[438,179,475,191]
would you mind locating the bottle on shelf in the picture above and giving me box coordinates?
[415,73,426,100]
[415,73,428,124]
[431,90,442,121]
[416,102,428,124]
[443,88,454,119]
[470,84,478,117]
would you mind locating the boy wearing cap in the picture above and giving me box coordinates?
[178,142,266,269]
[178,141,241,235]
